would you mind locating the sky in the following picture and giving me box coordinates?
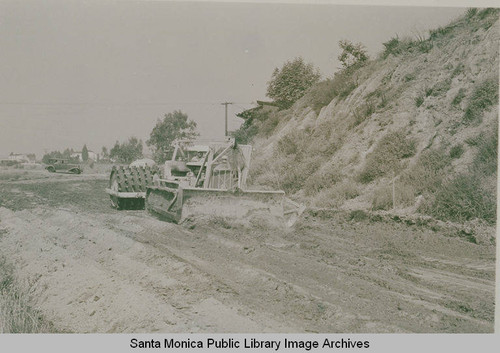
[0,0,467,158]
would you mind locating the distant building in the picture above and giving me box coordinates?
[71,150,98,162]
[8,153,36,163]
[237,101,280,121]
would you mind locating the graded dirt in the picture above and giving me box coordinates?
[0,170,495,333]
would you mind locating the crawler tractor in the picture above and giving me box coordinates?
[105,138,304,226]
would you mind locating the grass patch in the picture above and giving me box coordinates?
[401,149,451,195]
[451,63,465,78]
[358,130,417,183]
[303,63,366,113]
[208,216,233,229]
[371,183,415,210]
[449,144,464,159]
[382,36,413,58]
[404,73,416,82]
[429,25,454,40]
[0,257,56,333]
[304,169,343,196]
[451,88,466,107]
[465,8,478,20]
[463,78,499,124]
[426,174,496,224]
[304,79,338,114]
[473,131,498,176]
[313,180,360,208]
[351,102,375,127]
[427,79,452,97]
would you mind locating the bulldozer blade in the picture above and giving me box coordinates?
[146,186,286,225]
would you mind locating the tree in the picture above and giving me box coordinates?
[109,137,143,164]
[146,110,198,163]
[266,57,320,109]
[101,146,109,159]
[338,40,368,69]
[82,145,89,162]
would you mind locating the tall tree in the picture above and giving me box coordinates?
[82,144,89,162]
[147,110,198,163]
[101,146,109,159]
[266,57,320,109]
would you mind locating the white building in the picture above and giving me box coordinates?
[8,153,35,163]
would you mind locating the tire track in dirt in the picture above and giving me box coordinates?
[0,207,295,332]
[0,176,495,333]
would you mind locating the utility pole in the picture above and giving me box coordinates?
[221,102,233,137]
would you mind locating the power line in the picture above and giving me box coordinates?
[0,101,255,107]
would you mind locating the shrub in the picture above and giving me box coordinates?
[313,180,360,208]
[258,111,281,137]
[451,63,465,78]
[463,78,499,124]
[452,88,466,107]
[338,40,369,69]
[279,157,322,193]
[449,144,464,159]
[231,123,258,144]
[404,73,416,82]
[358,130,417,183]
[417,41,433,53]
[429,25,454,40]
[415,96,424,107]
[351,102,375,127]
[232,107,270,144]
[382,36,411,58]
[427,174,496,224]
[266,57,321,109]
[304,79,338,114]
[473,131,498,176]
[276,130,310,156]
[428,79,452,97]
[401,149,451,195]
[304,169,343,196]
[465,134,481,146]
[303,64,362,112]
[466,8,478,20]
[478,8,498,20]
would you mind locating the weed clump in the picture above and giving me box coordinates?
[415,95,424,107]
[452,88,466,107]
[426,174,496,224]
[473,131,498,176]
[358,130,417,183]
[449,144,464,159]
[0,257,55,333]
[401,149,451,195]
[463,78,499,124]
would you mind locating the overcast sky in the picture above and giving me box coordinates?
[0,0,466,158]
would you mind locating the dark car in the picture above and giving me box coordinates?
[45,158,82,174]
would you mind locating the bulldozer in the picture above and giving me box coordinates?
[105,138,304,226]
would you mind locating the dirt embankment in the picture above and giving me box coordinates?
[0,171,495,333]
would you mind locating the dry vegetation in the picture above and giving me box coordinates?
[248,8,499,225]
[0,257,55,333]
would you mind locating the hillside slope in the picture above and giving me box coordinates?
[248,8,499,224]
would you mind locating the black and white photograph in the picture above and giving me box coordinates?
[0,0,498,339]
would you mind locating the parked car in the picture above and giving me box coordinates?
[45,158,82,174]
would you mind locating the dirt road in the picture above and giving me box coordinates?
[0,170,495,332]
